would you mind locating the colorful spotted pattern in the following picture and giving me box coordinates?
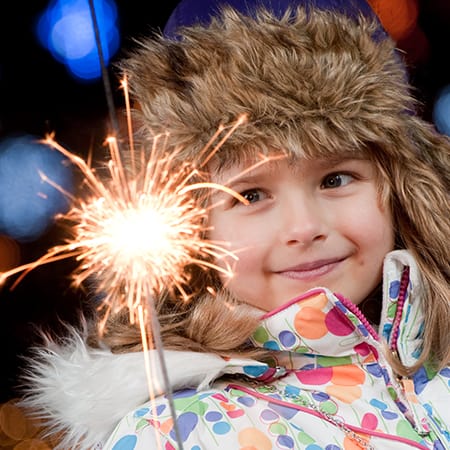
[103,251,450,450]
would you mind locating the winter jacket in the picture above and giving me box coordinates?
[24,250,448,449]
[99,250,450,449]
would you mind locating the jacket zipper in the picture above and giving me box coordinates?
[336,269,432,436]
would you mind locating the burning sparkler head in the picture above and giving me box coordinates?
[60,136,227,320]
[105,205,184,264]
[0,121,251,329]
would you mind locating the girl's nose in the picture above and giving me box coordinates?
[279,195,327,247]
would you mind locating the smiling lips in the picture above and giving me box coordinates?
[276,257,346,281]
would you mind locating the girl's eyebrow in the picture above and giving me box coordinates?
[214,159,277,186]
[313,155,366,169]
[225,172,266,187]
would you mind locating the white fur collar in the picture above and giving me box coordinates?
[20,333,236,449]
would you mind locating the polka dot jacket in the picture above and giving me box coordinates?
[102,251,450,450]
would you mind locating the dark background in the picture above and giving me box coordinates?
[0,0,450,402]
[0,1,180,145]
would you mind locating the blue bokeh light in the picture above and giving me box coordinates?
[433,84,450,137]
[35,0,119,81]
[0,135,74,242]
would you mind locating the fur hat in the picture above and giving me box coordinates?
[124,4,416,163]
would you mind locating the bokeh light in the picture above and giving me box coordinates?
[35,0,120,81]
[0,135,74,242]
[433,84,450,137]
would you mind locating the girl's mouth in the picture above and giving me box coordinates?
[276,258,346,281]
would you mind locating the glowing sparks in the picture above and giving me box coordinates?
[0,120,248,326]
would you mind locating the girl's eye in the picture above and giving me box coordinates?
[321,173,354,189]
[240,189,264,204]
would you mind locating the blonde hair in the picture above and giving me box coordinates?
[99,6,449,375]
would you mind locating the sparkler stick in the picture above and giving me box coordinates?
[138,305,163,450]
[87,0,119,136]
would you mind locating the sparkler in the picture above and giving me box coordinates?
[0,91,251,448]
[0,120,247,317]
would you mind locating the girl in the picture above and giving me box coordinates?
[21,0,450,449]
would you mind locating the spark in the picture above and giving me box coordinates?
[0,121,247,326]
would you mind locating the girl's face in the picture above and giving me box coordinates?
[209,156,395,311]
